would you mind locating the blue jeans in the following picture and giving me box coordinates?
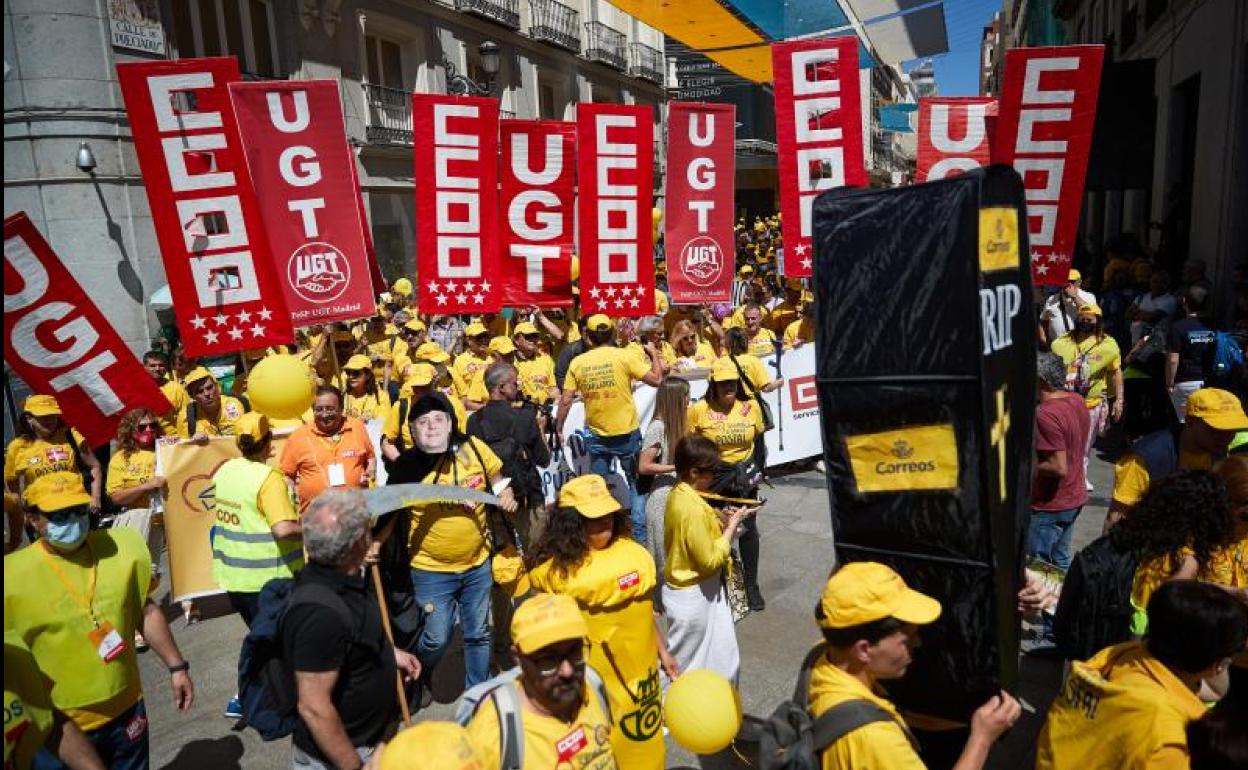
[410,560,493,688]
[35,700,149,770]
[630,492,648,542]
[1028,506,1082,572]
[582,429,642,491]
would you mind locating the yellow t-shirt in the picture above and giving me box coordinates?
[807,651,925,770]
[517,354,558,404]
[745,328,777,358]
[106,449,157,509]
[343,389,392,422]
[663,482,731,588]
[364,332,400,379]
[3,429,89,508]
[1110,448,1211,507]
[670,341,717,373]
[769,300,802,336]
[721,353,771,393]
[784,318,815,349]
[405,437,502,572]
[467,677,618,770]
[565,347,651,437]
[4,631,57,770]
[1050,334,1122,407]
[382,394,469,447]
[688,398,764,465]
[158,379,189,436]
[3,529,153,731]
[1036,642,1205,770]
[177,395,246,438]
[453,351,494,402]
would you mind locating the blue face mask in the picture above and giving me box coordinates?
[45,513,89,551]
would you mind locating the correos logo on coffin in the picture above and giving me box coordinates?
[845,423,959,493]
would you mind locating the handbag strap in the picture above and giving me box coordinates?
[729,355,762,401]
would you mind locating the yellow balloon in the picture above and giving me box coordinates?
[570,255,580,282]
[652,207,663,224]
[246,354,316,420]
[392,277,413,296]
[664,669,742,755]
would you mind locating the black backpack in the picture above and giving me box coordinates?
[467,405,543,508]
[737,645,919,770]
[1053,534,1139,661]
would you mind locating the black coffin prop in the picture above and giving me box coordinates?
[811,165,1036,722]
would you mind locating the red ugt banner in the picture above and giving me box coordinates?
[412,94,502,314]
[500,120,576,308]
[576,103,655,317]
[228,80,376,326]
[4,213,171,447]
[117,58,295,357]
[772,36,866,278]
[994,45,1103,286]
[917,97,996,183]
[665,102,736,305]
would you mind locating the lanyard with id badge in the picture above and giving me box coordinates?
[320,431,348,488]
[39,541,127,663]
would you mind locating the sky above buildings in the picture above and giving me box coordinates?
[912,0,1002,95]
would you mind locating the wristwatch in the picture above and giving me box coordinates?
[168,660,190,674]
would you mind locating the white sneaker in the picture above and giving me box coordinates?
[1085,479,1094,492]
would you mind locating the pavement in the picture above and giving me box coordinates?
[138,450,1116,770]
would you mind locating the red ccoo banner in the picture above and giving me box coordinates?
[576,103,655,317]
[994,45,1103,286]
[665,102,736,305]
[917,97,996,182]
[500,120,576,308]
[4,213,171,447]
[228,80,376,325]
[413,94,502,314]
[772,36,866,278]
[117,57,294,357]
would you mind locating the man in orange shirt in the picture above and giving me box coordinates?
[279,385,376,511]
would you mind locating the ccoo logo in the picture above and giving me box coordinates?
[679,236,724,287]
[287,242,350,304]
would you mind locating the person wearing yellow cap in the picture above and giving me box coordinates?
[4,470,194,768]
[512,321,559,406]
[454,321,495,409]
[769,279,805,336]
[557,314,663,499]
[465,593,617,769]
[386,317,428,383]
[1050,303,1123,490]
[808,562,1019,770]
[339,353,393,422]
[526,476,673,769]
[1107,387,1248,528]
[370,721,486,770]
[1039,268,1097,347]
[178,367,247,440]
[140,349,189,437]
[4,395,102,516]
[1037,581,1246,770]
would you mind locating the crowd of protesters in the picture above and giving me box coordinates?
[4,216,1247,770]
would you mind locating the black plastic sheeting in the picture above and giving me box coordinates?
[811,166,1036,722]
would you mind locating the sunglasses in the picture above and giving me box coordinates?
[345,369,367,376]
[136,422,159,431]
[520,333,541,341]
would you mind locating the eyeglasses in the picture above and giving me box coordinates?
[520,333,541,341]
[136,422,159,430]
[531,644,586,677]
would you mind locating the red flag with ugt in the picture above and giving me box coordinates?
[117,57,295,356]
[994,45,1103,286]
[917,97,996,182]
[412,94,502,314]
[771,36,866,278]
[228,80,377,325]
[576,103,655,317]
[665,102,735,305]
[500,120,576,308]
[4,213,171,447]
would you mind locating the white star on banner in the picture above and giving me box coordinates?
[204,330,219,344]
[794,243,809,256]
[801,258,813,270]
[236,309,252,324]
[606,286,618,298]
[444,282,458,295]
[480,280,492,293]
[258,307,273,321]
[228,327,244,341]
[472,293,485,304]
[465,281,477,292]
[456,293,468,305]
[589,287,602,300]
[436,294,448,306]
[213,314,230,327]
[250,323,266,337]
[619,286,632,298]
[1035,263,1050,275]
[428,281,440,295]
[615,298,625,309]
[629,297,641,308]
[190,316,207,330]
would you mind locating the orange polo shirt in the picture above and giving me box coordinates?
[278,417,374,510]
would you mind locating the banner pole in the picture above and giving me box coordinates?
[774,338,785,452]
[370,564,412,726]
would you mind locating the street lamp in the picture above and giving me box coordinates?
[75,141,97,173]
[443,40,501,97]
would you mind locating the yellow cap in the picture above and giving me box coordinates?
[22,395,61,417]
[404,318,427,334]
[557,475,621,519]
[392,277,413,297]
[344,354,372,372]
[586,314,613,332]
[1068,269,1082,282]
[511,593,588,655]
[1077,303,1102,317]
[512,321,539,336]
[709,357,740,382]
[26,481,91,514]
[414,342,450,364]
[465,321,489,338]
[379,722,487,770]
[489,336,516,355]
[233,412,271,448]
[655,289,670,314]
[1187,388,1248,431]
[183,366,215,388]
[738,264,755,276]
[404,363,437,388]
[818,562,941,629]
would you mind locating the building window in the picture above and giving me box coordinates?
[539,82,557,120]
[365,35,405,88]
[367,191,415,281]
[170,0,280,78]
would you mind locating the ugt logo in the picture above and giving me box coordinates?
[680,236,724,287]
[288,242,350,303]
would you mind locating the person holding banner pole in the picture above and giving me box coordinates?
[177,368,247,441]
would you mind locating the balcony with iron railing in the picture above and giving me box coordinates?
[455,0,520,29]
[529,0,579,52]
[628,42,664,83]
[584,21,626,70]
[364,83,414,145]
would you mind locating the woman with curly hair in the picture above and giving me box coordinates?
[527,475,676,770]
